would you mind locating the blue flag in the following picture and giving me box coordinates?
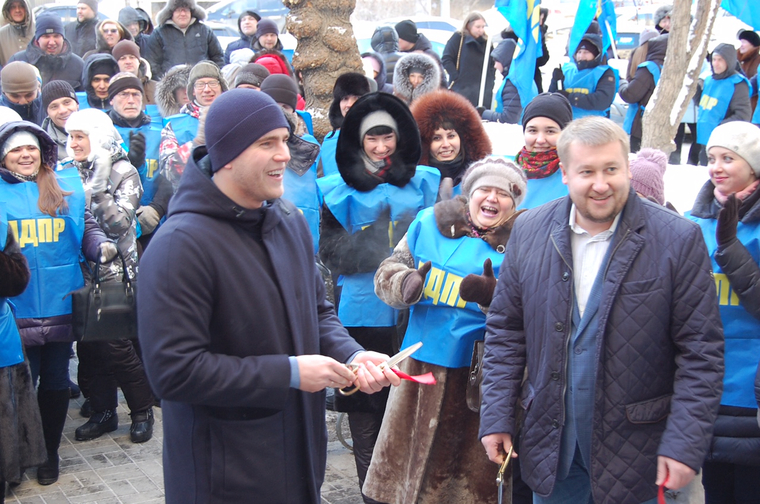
[568,0,617,57]
[722,0,760,29]
[495,0,540,118]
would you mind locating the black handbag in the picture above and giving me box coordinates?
[466,340,485,412]
[69,249,137,341]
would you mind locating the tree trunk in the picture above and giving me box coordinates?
[285,0,362,142]
[641,0,720,155]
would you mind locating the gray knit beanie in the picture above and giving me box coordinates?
[359,110,397,140]
[462,157,528,207]
[707,121,760,177]
[187,61,228,100]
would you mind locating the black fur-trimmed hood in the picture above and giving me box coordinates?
[336,92,421,192]
[393,52,441,105]
[155,64,191,117]
[328,72,371,130]
[157,0,206,26]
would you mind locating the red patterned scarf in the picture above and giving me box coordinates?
[516,147,561,179]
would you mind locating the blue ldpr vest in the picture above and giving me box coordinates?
[320,131,339,177]
[518,170,568,210]
[688,215,760,409]
[296,110,314,136]
[163,113,199,146]
[0,168,86,320]
[401,207,504,368]
[562,63,619,119]
[505,73,538,122]
[145,104,161,123]
[753,101,760,125]
[318,166,440,327]
[0,210,23,368]
[697,74,749,144]
[623,61,661,134]
[114,121,162,206]
[283,133,322,254]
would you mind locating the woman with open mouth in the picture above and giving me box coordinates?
[366,156,526,504]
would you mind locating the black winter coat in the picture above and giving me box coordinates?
[146,20,224,80]
[64,17,97,57]
[138,148,362,503]
[9,39,85,90]
[480,190,724,504]
[442,31,495,108]
[619,34,668,139]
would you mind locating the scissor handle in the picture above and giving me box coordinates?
[338,363,361,396]
[496,444,514,485]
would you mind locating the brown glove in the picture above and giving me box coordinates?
[401,261,432,305]
[460,258,497,307]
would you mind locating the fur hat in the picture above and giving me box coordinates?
[157,0,206,25]
[739,30,760,48]
[187,60,228,101]
[336,92,421,192]
[204,89,289,172]
[35,15,63,40]
[654,5,672,29]
[42,80,78,111]
[461,157,527,207]
[522,92,573,131]
[393,52,441,105]
[65,108,122,160]
[155,64,191,117]
[235,63,270,88]
[1,62,38,94]
[260,74,298,111]
[395,20,418,43]
[328,72,371,130]
[707,121,760,177]
[630,148,667,205]
[256,18,278,39]
[411,90,492,167]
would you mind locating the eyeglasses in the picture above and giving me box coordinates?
[102,28,119,34]
[116,91,142,100]
[193,80,221,91]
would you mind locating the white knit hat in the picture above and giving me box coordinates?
[707,121,760,177]
[2,131,39,160]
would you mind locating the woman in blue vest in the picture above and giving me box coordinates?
[364,157,526,503]
[0,213,46,497]
[64,109,156,445]
[688,121,760,504]
[317,92,439,502]
[411,89,492,193]
[0,121,115,486]
[514,92,573,210]
[549,33,618,119]
[696,44,752,165]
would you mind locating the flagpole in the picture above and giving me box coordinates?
[478,30,494,108]
[605,19,618,60]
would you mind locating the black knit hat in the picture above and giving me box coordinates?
[395,20,418,43]
[78,0,98,14]
[260,74,298,110]
[35,15,63,40]
[108,72,143,102]
[42,80,78,111]
[576,39,599,57]
[234,63,270,88]
[522,92,573,131]
[256,18,278,39]
[205,89,289,172]
[739,30,760,48]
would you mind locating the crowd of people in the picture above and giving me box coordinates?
[0,1,758,504]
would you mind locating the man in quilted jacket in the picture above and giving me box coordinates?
[479,116,724,504]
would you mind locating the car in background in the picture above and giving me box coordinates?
[32,3,108,24]
[206,0,289,31]
[207,21,239,51]
[352,15,458,57]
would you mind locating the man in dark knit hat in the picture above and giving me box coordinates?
[41,80,80,159]
[234,62,270,90]
[9,14,85,90]
[112,39,156,105]
[107,72,171,246]
[395,19,447,87]
[138,88,399,504]
[0,60,43,125]
[224,10,260,64]
[64,0,99,57]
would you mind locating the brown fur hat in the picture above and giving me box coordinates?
[411,90,491,166]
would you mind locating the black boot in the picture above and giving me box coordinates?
[79,398,91,418]
[130,408,154,443]
[36,389,70,485]
[74,409,118,441]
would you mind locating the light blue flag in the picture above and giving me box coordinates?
[567,0,617,57]
[598,0,617,52]
[722,0,760,29]
[495,0,540,120]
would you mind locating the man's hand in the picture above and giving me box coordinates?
[295,355,356,393]
[482,433,518,465]
[656,456,696,490]
[350,351,402,392]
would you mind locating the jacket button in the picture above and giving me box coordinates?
[555,322,564,332]
[562,272,570,281]
[552,419,559,428]
[551,372,559,380]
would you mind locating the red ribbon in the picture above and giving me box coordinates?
[393,369,437,384]
[658,477,668,504]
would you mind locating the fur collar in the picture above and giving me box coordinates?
[434,196,525,251]
[157,0,206,26]
[155,64,191,117]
